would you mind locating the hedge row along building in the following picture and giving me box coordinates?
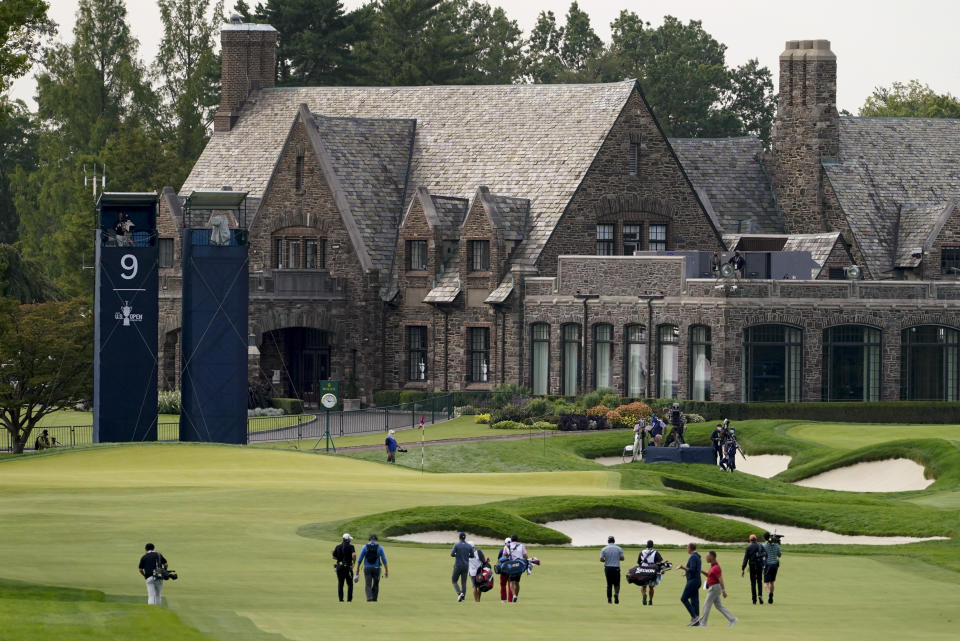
[156,22,960,404]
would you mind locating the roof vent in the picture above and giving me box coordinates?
[229,13,242,24]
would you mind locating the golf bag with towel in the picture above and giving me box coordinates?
[477,565,495,592]
[626,561,672,587]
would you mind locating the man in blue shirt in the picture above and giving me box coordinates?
[385,430,398,463]
[679,542,702,626]
[355,534,389,601]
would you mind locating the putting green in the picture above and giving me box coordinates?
[788,423,960,449]
[1,436,958,641]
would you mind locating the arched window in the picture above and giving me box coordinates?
[561,324,581,396]
[594,324,614,390]
[531,323,550,395]
[657,325,679,398]
[901,326,959,401]
[823,326,880,401]
[625,325,647,397]
[743,325,802,402]
[689,325,712,401]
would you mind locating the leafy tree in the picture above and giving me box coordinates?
[0,99,37,243]
[726,59,776,145]
[0,244,61,303]
[524,10,563,83]
[524,3,604,83]
[155,0,224,177]
[0,0,55,94]
[449,1,523,84]
[558,2,602,74]
[0,297,91,453]
[359,0,476,85]
[859,80,960,118]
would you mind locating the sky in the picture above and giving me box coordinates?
[9,0,960,113]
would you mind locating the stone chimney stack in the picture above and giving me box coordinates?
[771,39,840,234]
[214,15,278,132]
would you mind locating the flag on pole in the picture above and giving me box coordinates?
[420,415,425,473]
[418,414,424,429]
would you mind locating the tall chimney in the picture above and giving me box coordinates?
[771,39,839,234]
[214,15,278,132]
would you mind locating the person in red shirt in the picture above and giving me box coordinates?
[697,551,737,627]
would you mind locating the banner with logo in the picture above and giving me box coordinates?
[93,196,159,443]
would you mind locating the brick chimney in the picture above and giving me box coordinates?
[771,39,840,234]
[214,15,278,132]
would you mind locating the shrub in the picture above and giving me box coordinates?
[490,404,533,424]
[248,407,284,417]
[586,404,611,416]
[531,421,555,431]
[524,397,554,418]
[492,383,532,408]
[600,393,621,409]
[605,409,625,428]
[374,390,402,406]
[558,413,590,431]
[458,405,477,415]
[476,413,491,424]
[616,401,653,427]
[684,413,705,423]
[540,415,562,425]
[271,397,304,415]
[491,420,527,430]
[552,398,573,415]
[158,390,181,415]
[398,390,428,405]
[578,390,605,411]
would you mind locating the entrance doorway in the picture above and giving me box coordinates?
[283,328,331,403]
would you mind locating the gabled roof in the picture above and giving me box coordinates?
[473,186,530,241]
[669,137,783,234]
[823,117,960,277]
[895,201,958,268]
[307,112,415,277]
[181,81,639,268]
[431,195,469,239]
[424,268,461,304]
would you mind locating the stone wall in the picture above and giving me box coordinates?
[215,25,277,132]
[928,204,960,280]
[556,255,685,297]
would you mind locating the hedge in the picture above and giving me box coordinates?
[271,397,304,415]
[679,400,960,424]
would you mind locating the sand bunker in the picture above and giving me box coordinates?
[794,459,933,492]
[390,531,504,546]
[544,518,713,547]
[708,513,946,545]
[736,454,791,478]
[593,456,632,466]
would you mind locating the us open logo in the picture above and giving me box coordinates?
[115,301,144,327]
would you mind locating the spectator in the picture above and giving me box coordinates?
[450,532,473,602]
[741,534,766,605]
[385,430,398,463]
[332,533,356,602]
[355,534,388,602]
[137,543,168,606]
[697,551,737,627]
[678,542,702,626]
[729,250,745,278]
[600,535,624,604]
[638,539,663,606]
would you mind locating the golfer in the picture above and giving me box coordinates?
[451,532,473,602]
[356,534,388,602]
[741,534,765,605]
[678,542,702,626]
[697,551,737,627]
[763,532,782,603]
[600,535,624,604]
[385,430,398,463]
[332,533,356,602]
[498,537,514,603]
[137,543,168,606]
[638,540,663,605]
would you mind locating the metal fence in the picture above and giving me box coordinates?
[1,391,526,451]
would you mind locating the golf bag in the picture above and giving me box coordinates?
[477,566,494,592]
[497,558,527,578]
[626,561,672,587]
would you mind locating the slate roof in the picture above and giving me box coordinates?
[485,278,514,304]
[895,201,958,268]
[423,268,461,304]
[309,114,416,277]
[723,232,842,274]
[824,117,960,277]
[669,137,783,234]
[431,195,469,239]
[181,81,638,269]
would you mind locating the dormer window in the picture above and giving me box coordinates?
[469,240,490,272]
[406,240,428,271]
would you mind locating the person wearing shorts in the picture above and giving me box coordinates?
[762,532,782,603]
[505,534,528,602]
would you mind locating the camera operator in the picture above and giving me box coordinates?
[762,532,783,604]
[138,543,169,606]
[332,533,357,602]
[710,424,723,466]
[741,534,766,605]
[664,403,686,447]
[34,429,52,450]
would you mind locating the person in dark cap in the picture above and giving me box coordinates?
[332,533,356,602]
[450,532,474,602]
[638,539,664,606]
[600,535,624,604]
[355,534,388,602]
[741,534,766,605]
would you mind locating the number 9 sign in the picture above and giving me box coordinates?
[120,254,138,280]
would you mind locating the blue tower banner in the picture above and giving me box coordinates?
[179,194,250,444]
[93,193,159,443]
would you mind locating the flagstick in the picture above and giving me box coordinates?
[420,413,425,474]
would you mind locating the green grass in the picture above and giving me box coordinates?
[788,422,960,449]
[2,418,960,640]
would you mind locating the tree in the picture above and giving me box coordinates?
[0,0,55,94]
[0,298,91,453]
[449,1,523,84]
[558,2,602,74]
[726,59,776,145]
[524,10,563,83]
[155,0,224,175]
[859,80,960,118]
[0,99,38,243]
[359,0,476,86]
[524,3,604,83]
[0,244,61,303]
